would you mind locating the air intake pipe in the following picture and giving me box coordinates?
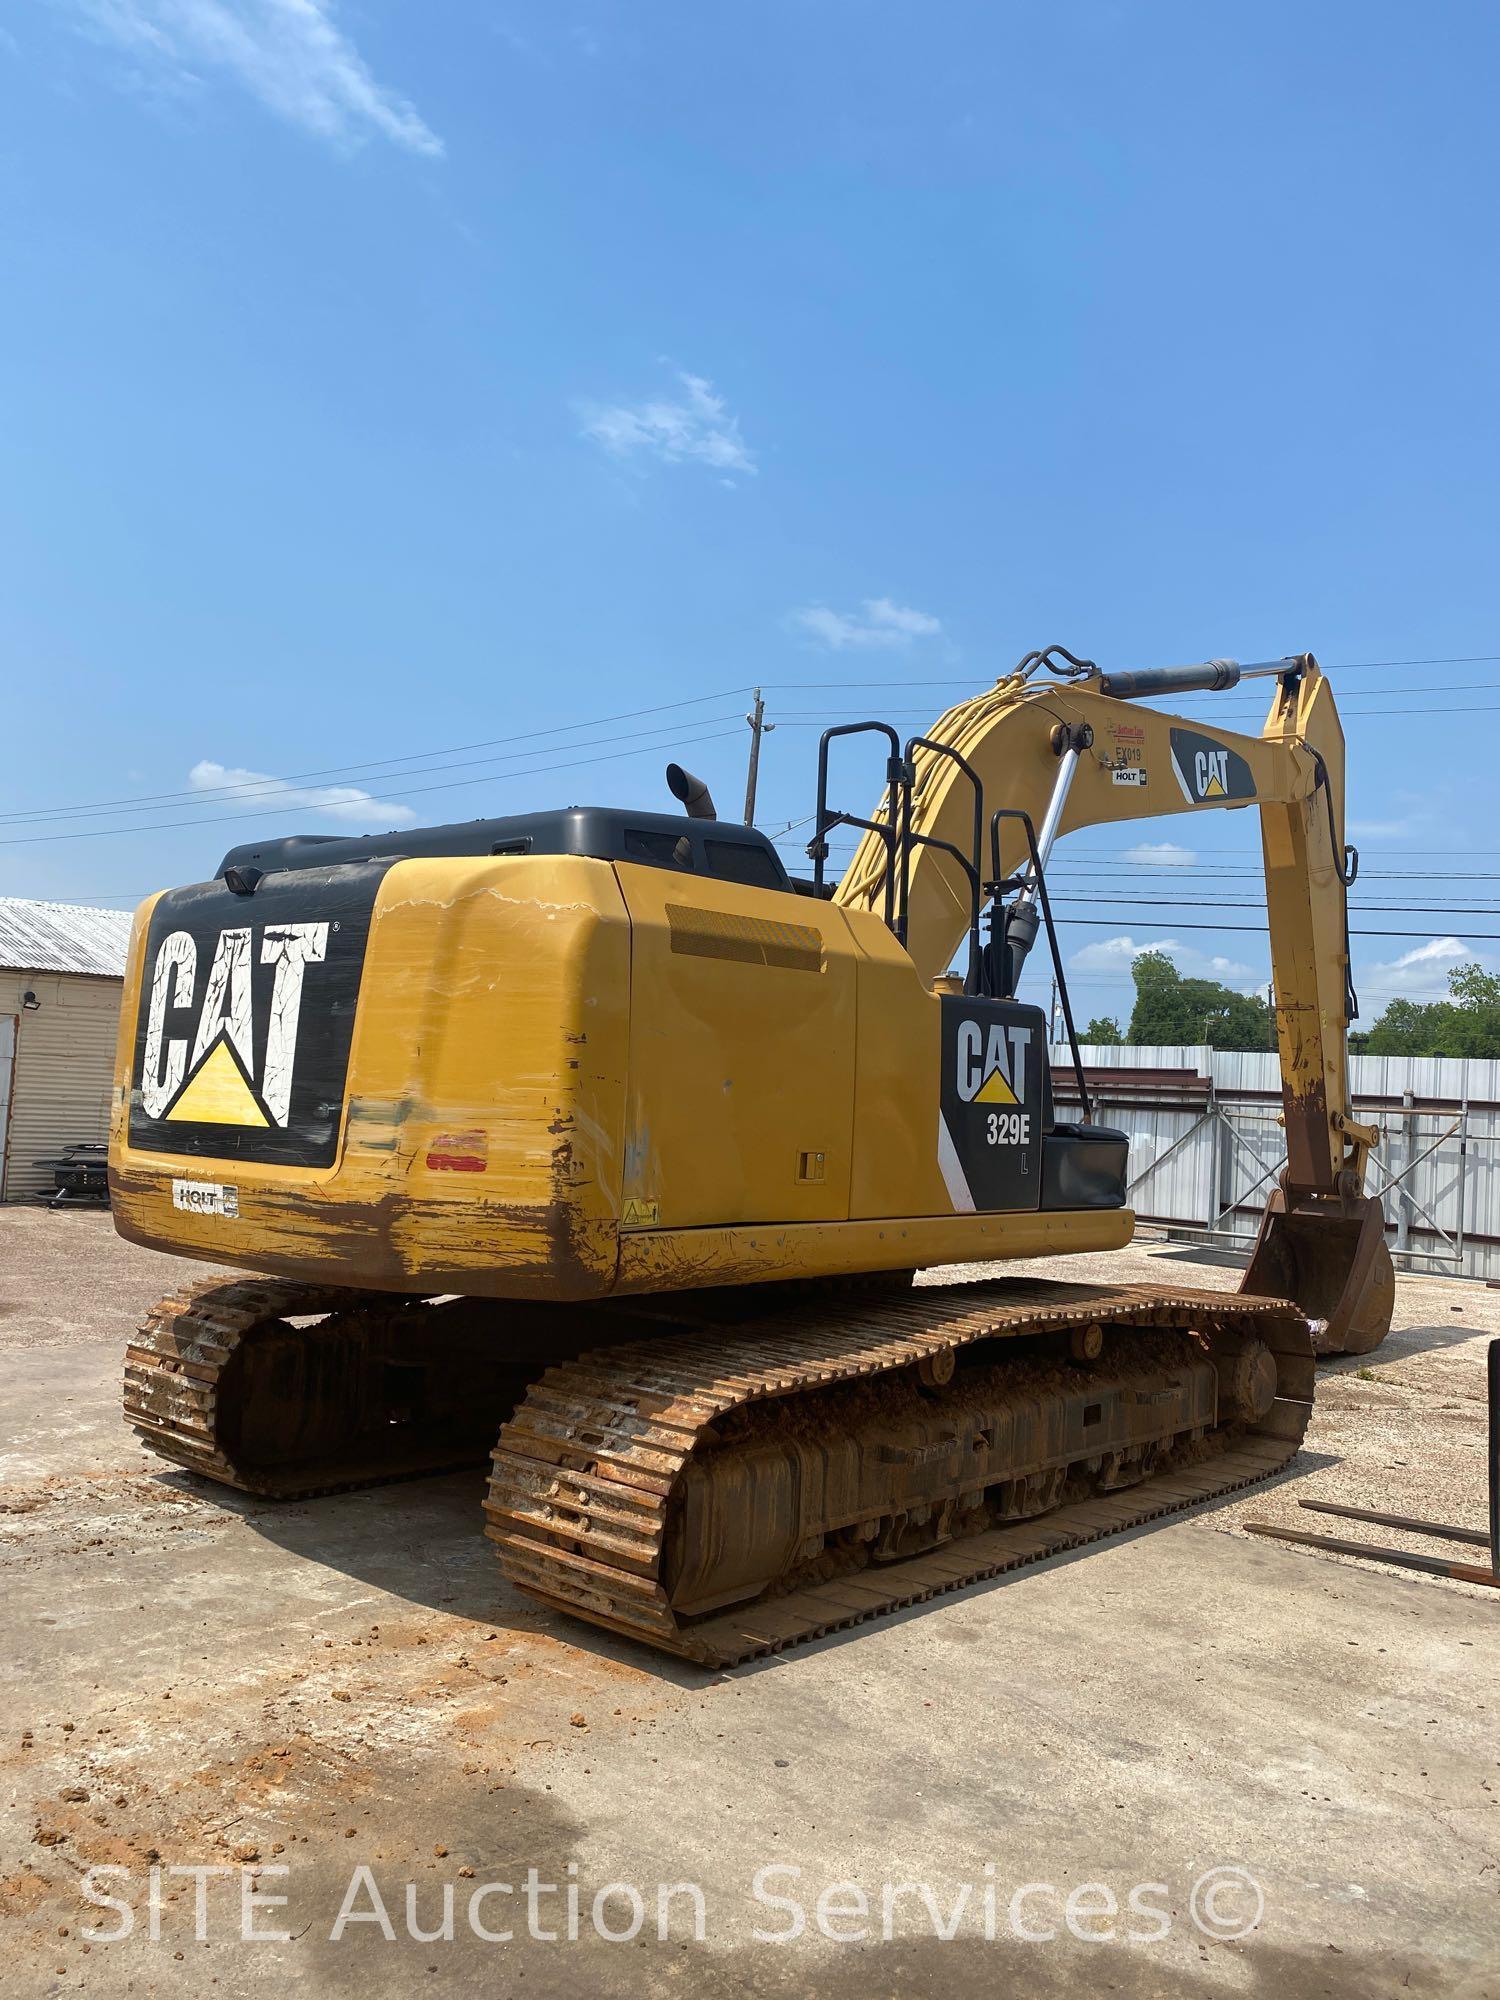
[666,764,718,820]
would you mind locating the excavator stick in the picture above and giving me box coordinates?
[1240,1191,1395,1357]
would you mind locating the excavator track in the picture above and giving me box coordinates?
[486,1278,1314,1667]
[124,1276,538,1498]
[126,1273,1313,1666]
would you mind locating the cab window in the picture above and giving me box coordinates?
[704,839,783,889]
[624,828,695,870]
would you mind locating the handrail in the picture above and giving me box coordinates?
[809,723,903,928]
[988,807,1093,1124]
[901,736,983,991]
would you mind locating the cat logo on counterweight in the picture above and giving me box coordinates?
[955,1017,1030,1106]
[141,923,328,1128]
[129,860,387,1168]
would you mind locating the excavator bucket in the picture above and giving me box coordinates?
[1240,1191,1395,1357]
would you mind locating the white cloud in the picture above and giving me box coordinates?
[1121,841,1196,868]
[1355,934,1481,1004]
[1070,932,1177,970]
[190,760,417,826]
[790,598,942,651]
[577,371,755,476]
[71,0,443,155]
[1069,933,1253,980]
[1348,816,1420,840]
[1348,791,1437,843]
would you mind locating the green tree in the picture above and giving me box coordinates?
[1082,1015,1123,1044]
[1364,962,1500,1058]
[1126,950,1274,1051]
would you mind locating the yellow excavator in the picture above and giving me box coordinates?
[109,648,1393,1664]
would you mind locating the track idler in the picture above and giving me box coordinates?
[1240,1190,1395,1357]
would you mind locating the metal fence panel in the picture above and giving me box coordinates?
[1054,1042,1500,1280]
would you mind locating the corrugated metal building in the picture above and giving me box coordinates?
[0,898,133,1201]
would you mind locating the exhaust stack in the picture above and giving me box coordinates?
[666,764,718,820]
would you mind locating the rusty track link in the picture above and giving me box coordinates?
[485,1278,1314,1667]
[124,1275,485,1498]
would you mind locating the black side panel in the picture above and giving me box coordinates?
[1042,1126,1130,1210]
[938,996,1046,1212]
[128,863,391,1168]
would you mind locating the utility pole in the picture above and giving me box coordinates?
[1049,977,1059,1047]
[743,688,774,824]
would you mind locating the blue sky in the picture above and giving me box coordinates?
[2,0,1497,1029]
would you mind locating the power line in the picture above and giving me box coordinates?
[0,690,754,827]
[758,653,1500,692]
[773,679,1500,714]
[0,714,746,832]
[1061,845,1500,857]
[1139,702,1500,719]
[1303,654,1500,669]
[774,698,1500,725]
[0,727,746,849]
[1046,896,1500,916]
[1045,861,1500,879]
[7,650,1494,835]
[1055,916,1500,941]
[775,836,1500,882]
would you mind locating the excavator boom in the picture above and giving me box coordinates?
[832,651,1392,1353]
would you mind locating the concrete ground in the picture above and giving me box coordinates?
[1,1208,1496,1998]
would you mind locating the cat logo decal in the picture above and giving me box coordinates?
[1169,728,1257,805]
[129,862,387,1169]
[140,924,328,1127]
[954,1017,1030,1107]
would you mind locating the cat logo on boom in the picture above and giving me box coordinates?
[140,923,328,1129]
[1168,727,1257,806]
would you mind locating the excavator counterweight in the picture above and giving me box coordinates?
[110,648,1392,1658]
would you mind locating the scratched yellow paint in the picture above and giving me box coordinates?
[111,847,1129,1298]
